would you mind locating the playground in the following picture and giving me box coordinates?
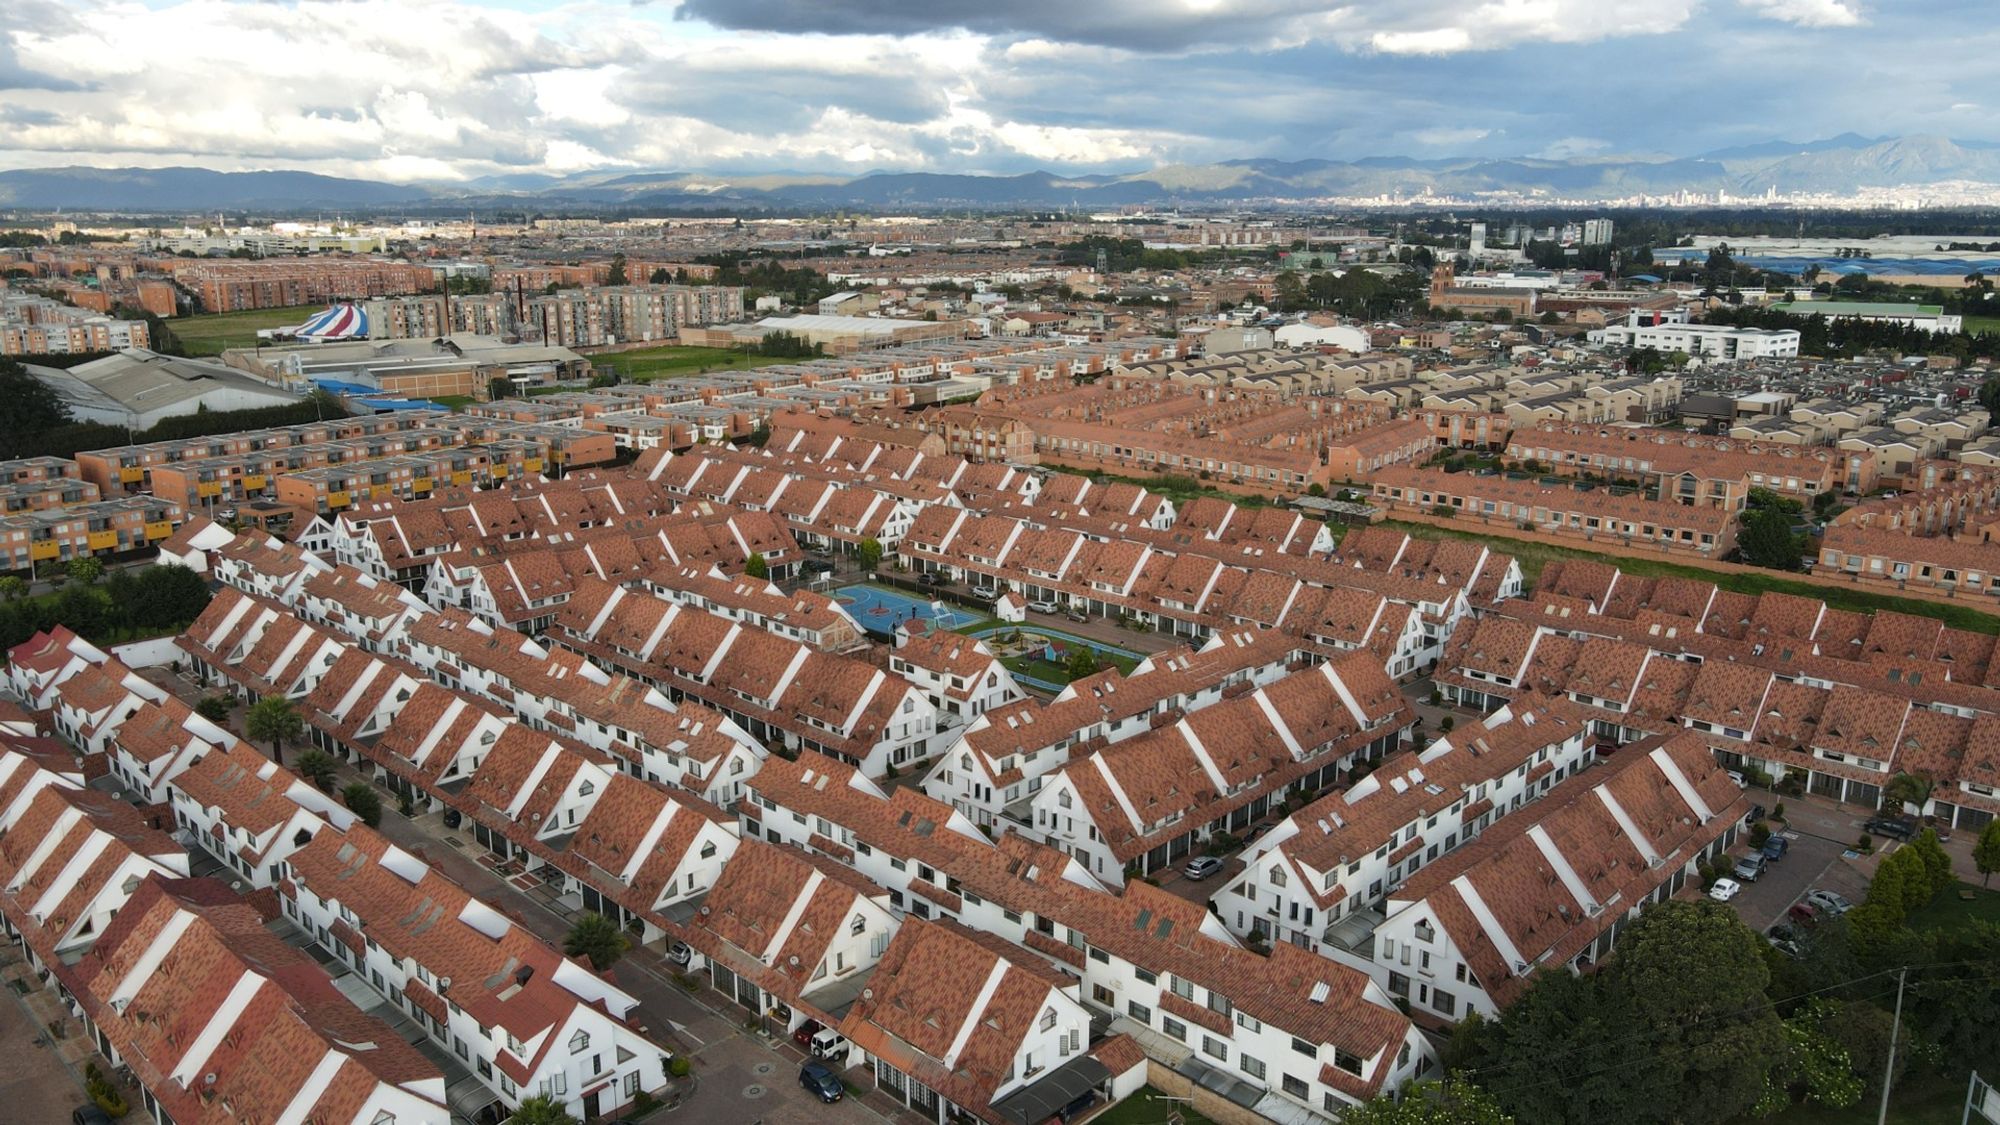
[835,584,983,634]
[967,626,1142,689]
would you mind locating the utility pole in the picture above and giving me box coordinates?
[1879,967,1908,1125]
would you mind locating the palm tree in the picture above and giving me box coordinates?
[245,694,303,767]
[563,912,629,971]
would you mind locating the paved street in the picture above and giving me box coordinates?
[0,971,99,1125]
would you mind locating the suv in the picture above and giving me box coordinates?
[1027,600,1061,614]
[1733,854,1767,882]
[1865,816,1916,841]
[1760,836,1789,862]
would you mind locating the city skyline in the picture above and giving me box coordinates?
[1,0,1995,183]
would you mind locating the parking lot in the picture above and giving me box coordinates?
[1718,794,1878,937]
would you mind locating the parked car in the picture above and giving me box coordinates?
[1183,855,1225,881]
[1027,600,1061,614]
[792,1019,849,1059]
[800,1061,845,1103]
[971,586,999,601]
[1748,803,1766,823]
[802,558,836,574]
[792,1018,826,1049]
[1805,889,1854,915]
[1733,854,1767,881]
[1054,1091,1100,1123]
[1708,877,1743,902]
[1760,835,1790,862]
[1726,770,1749,788]
[1766,924,1805,958]
[920,571,946,586]
[667,940,692,966]
[1787,902,1820,926]
[1865,816,1916,841]
[73,1110,114,1125]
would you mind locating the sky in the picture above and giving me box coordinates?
[0,0,1993,183]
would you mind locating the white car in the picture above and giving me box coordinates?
[1804,889,1854,916]
[1027,600,1061,614]
[1726,770,1748,788]
[1708,878,1743,902]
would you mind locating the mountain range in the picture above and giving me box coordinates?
[5,134,2000,213]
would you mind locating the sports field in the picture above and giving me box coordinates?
[163,304,325,355]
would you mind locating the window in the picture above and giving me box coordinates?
[569,1030,590,1053]
[1135,967,1158,985]
[624,1071,641,1096]
[1333,1048,1364,1076]
[1203,1036,1228,1061]
[1291,1036,1316,1058]
[1127,1001,1152,1024]
[1432,988,1457,1016]
[1041,1007,1058,1032]
[1282,1074,1310,1100]
[700,841,717,859]
[1241,1054,1266,1081]
[1170,976,1195,1001]
[1162,1017,1188,1042]
[851,914,867,935]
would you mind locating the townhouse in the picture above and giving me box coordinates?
[1213,694,1595,953]
[77,877,451,1125]
[1342,733,1747,1020]
[743,754,1434,1121]
[1027,651,1411,882]
[283,825,676,1120]
[1819,524,2000,600]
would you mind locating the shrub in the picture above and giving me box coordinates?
[1773,801,1786,820]
[668,1056,692,1079]
[1439,716,1455,732]
[1858,833,1873,853]
[1749,822,1771,847]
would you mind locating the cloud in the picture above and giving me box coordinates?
[1738,0,1866,27]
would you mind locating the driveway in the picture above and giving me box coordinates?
[0,980,93,1125]
[1723,828,1850,930]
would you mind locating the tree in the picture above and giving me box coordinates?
[1756,1001,1863,1115]
[1976,819,2000,887]
[607,252,627,286]
[295,748,339,791]
[857,537,883,573]
[195,695,233,723]
[0,358,73,458]
[1065,646,1100,682]
[505,1094,579,1125]
[1470,969,1659,1125]
[0,575,25,601]
[1863,846,1931,922]
[1737,506,1804,571]
[1605,900,1786,1125]
[564,912,628,970]
[1340,1077,1513,1125]
[1880,771,1932,815]
[67,556,104,585]
[245,694,303,766]
[341,781,382,828]
[488,375,513,400]
[1908,828,1954,897]
[743,552,768,580]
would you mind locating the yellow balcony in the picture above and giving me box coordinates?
[119,467,144,484]
[29,541,59,561]
[196,481,222,498]
[451,471,471,486]
[144,520,174,540]
[87,530,119,551]
[327,490,351,508]
[413,477,433,491]
[524,459,544,474]
[243,474,267,490]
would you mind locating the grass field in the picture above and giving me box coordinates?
[1093,1086,1215,1125]
[1905,881,2000,934]
[164,304,326,355]
[588,345,796,381]
[1384,519,2000,635]
[1965,314,2000,335]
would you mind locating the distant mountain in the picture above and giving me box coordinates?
[6,136,2000,213]
[0,166,429,210]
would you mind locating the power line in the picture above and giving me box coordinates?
[1457,958,1996,1082]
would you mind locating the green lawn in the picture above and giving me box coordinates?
[1092,1085,1214,1125]
[1384,520,2000,635]
[1743,1071,1969,1125]
[163,304,327,355]
[589,345,796,381]
[427,395,475,411]
[1965,314,2000,335]
[1905,881,2000,934]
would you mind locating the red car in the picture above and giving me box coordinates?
[1787,902,1819,926]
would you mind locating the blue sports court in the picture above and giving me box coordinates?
[834,584,983,634]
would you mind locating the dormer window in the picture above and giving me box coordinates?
[570,1030,590,1053]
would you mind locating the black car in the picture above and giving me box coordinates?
[73,1109,114,1125]
[1865,816,1917,840]
[802,559,836,574]
[1760,835,1789,862]
[800,1061,845,1103]
[1748,803,1766,823]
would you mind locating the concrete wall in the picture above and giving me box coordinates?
[110,636,186,669]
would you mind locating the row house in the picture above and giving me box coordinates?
[1370,466,1739,556]
[742,754,1432,1121]
[1343,733,1746,1021]
[920,628,1302,829]
[1028,651,1411,882]
[47,656,165,756]
[284,825,676,1121]
[0,496,179,572]
[76,876,451,1125]
[681,837,899,1038]
[1213,695,1594,954]
[0,746,189,969]
[6,623,111,711]
[888,629,1025,722]
[1819,525,2000,601]
[645,563,865,651]
[553,578,942,777]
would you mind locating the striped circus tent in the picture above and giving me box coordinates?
[295,303,369,341]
